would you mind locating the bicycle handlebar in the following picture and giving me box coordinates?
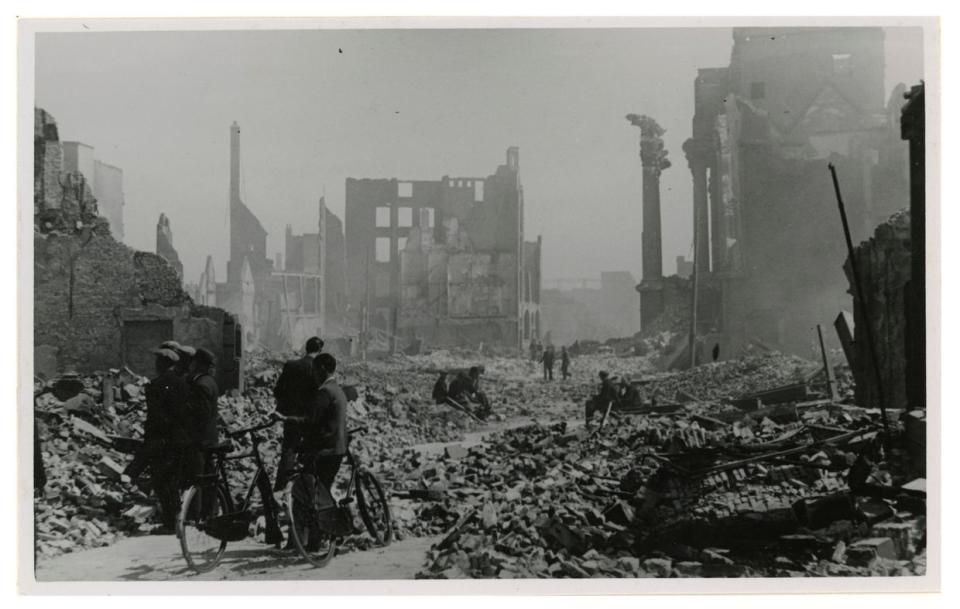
[228,418,279,438]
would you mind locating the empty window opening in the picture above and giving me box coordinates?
[375,237,391,262]
[750,81,765,100]
[397,237,408,253]
[398,181,413,198]
[832,53,852,76]
[375,206,391,228]
[398,206,413,227]
[423,208,436,228]
[474,180,484,202]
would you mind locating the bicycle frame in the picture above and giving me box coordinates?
[197,428,280,527]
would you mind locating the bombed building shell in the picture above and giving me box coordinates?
[644,27,912,362]
[345,147,543,353]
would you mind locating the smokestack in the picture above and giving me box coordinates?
[230,121,240,206]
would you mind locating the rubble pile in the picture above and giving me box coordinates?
[34,349,926,579]
[647,352,820,403]
[33,371,155,558]
[405,402,924,578]
[33,353,484,560]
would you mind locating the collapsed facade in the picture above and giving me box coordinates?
[665,27,911,360]
[194,122,349,353]
[155,213,183,280]
[34,109,242,391]
[345,148,542,353]
[60,140,125,242]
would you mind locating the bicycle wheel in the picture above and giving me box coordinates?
[356,469,392,547]
[284,477,338,567]
[177,484,229,573]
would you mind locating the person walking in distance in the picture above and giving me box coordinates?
[541,345,556,381]
[273,337,323,491]
[560,346,571,380]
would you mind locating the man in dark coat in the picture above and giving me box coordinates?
[273,355,346,496]
[273,337,323,490]
[541,345,556,381]
[142,347,190,531]
[560,346,571,380]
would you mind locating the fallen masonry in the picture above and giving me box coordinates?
[33,350,925,579]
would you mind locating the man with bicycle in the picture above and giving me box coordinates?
[272,353,348,548]
[273,337,323,490]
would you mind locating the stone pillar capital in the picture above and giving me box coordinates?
[682,137,715,171]
[627,114,671,173]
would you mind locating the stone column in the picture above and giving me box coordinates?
[627,114,671,329]
[683,138,713,277]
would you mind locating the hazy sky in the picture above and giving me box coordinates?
[34,27,923,284]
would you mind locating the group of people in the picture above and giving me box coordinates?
[127,341,220,531]
[432,366,493,420]
[530,341,571,381]
[126,335,350,541]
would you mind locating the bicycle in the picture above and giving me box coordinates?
[282,426,393,567]
[176,418,285,573]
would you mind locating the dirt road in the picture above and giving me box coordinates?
[33,416,558,582]
[35,533,441,581]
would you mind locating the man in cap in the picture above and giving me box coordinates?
[160,341,195,377]
[273,337,323,490]
[140,346,190,532]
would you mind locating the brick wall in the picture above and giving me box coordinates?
[845,210,911,411]
[33,108,242,389]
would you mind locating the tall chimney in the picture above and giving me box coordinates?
[230,121,241,206]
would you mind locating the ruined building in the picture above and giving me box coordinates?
[678,27,911,359]
[345,148,542,352]
[34,109,242,391]
[155,213,183,280]
[842,82,927,415]
[61,140,125,242]
[201,122,348,352]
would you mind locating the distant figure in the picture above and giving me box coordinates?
[541,345,556,381]
[619,378,641,408]
[712,343,720,362]
[585,370,620,425]
[560,346,571,380]
[448,366,491,419]
[432,372,449,405]
[598,371,619,408]
[529,340,539,362]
